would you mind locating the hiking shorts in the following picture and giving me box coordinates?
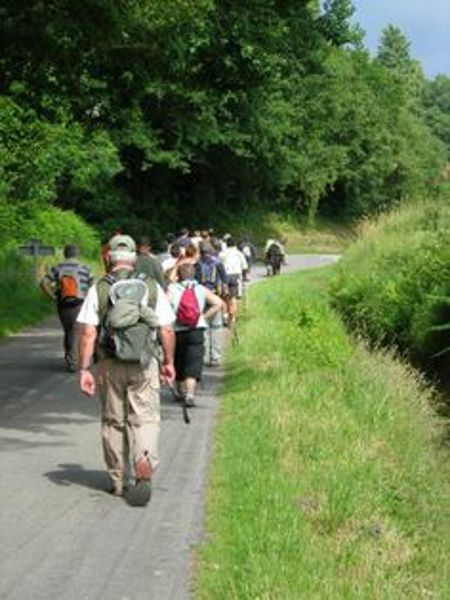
[226,275,241,299]
[175,328,205,381]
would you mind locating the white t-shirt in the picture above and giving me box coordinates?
[161,256,177,272]
[219,247,248,276]
[77,280,175,327]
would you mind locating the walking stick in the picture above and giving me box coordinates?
[167,383,191,424]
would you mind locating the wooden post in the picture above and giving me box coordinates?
[18,239,56,284]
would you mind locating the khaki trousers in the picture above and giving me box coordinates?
[96,358,160,488]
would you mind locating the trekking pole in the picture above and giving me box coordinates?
[167,383,191,425]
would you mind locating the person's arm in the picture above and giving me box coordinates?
[78,324,98,397]
[159,326,175,384]
[203,288,223,320]
[154,283,176,383]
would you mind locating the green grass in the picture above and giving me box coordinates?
[225,209,353,255]
[195,268,450,599]
[331,197,450,366]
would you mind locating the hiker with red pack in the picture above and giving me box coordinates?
[168,263,222,407]
[40,244,93,371]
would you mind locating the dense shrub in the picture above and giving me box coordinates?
[330,195,450,367]
[0,200,100,259]
[0,202,100,336]
[0,249,52,336]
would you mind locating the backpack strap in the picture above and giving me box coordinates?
[96,273,117,322]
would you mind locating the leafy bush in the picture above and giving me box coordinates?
[0,249,52,337]
[330,196,450,367]
[0,200,100,259]
[0,201,100,336]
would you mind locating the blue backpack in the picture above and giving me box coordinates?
[199,260,222,296]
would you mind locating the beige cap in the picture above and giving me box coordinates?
[109,234,136,253]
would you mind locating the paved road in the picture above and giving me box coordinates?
[0,254,338,600]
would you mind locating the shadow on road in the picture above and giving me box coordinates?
[45,463,110,492]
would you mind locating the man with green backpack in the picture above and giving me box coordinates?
[77,234,176,506]
[40,244,93,372]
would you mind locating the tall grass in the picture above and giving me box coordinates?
[330,198,450,367]
[196,268,450,599]
[224,208,352,254]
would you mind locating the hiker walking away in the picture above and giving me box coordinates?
[190,230,203,249]
[264,238,286,276]
[175,227,192,251]
[77,234,176,505]
[169,263,222,407]
[219,236,248,326]
[166,242,200,284]
[158,233,176,266]
[135,236,167,290]
[163,243,183,285]
[101,229,122,273]
[238,236,256,281]
[195,242,227,366]
[40,244,93,372]
[177,242,199,268]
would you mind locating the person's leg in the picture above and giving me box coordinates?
[228,297,237,322]
[204,318,212,365]
[57,304,80,369]
[209,309,222,364]
[97,360,127,494]
[184,329,205,406]
[185,377,197,405]
[126,359,161,473]
[175,331,187,398]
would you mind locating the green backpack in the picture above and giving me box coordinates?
[97,271,162,366]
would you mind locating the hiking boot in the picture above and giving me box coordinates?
[126,457,153,507]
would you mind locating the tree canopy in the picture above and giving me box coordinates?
[0,1,447,241]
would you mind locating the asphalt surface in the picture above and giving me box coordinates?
[0,254,338,600]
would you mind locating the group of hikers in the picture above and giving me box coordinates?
[40,229,286,506]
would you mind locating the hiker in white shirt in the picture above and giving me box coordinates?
[219,236,248,326]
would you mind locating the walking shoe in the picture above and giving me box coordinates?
[126,457,153,507]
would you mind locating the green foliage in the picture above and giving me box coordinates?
[0,95,121,207]
[421,75,450,158]
[0,200,100,259]
[330,196,450,367]
[0,249,52,337]
[0,0,446,237]
[197,268,450,598]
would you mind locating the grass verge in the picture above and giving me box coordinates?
[195,268,450,599]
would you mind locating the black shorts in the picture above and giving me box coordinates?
[227,275,240,299]
[175,328,205,381]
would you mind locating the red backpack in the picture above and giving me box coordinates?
[177,283,201,327]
